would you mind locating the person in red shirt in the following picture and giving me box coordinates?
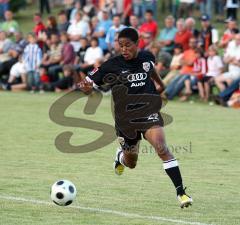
[122,0,133,26]
[174,18,192,51]
[138,9,158,49]
[33,13,46,36]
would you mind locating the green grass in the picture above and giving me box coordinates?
[0,91,240,225]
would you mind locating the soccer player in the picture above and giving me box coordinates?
[78,28,193,208]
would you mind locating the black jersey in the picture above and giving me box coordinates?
[87,50,163,139]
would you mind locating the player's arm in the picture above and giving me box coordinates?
[151,68,165,94]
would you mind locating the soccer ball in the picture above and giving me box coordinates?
[50,180,77,206]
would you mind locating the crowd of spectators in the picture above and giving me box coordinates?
[0,0,240,108]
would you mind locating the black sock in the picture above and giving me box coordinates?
[163,159,185,195]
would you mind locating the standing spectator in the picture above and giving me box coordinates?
[0,0,8,20]
[57,11,70,33]
[39,0,51,15]
[132,0,143,19]
[158,15,177,54]
[1,10,19,36]
[199,14,218,52]
[199,0,212,19]
[105,14,125,51]
[174,18,192,51]
[138,9,158,49]
[213,0,225,22]
[178,0,195,18]
[67,10,90,52]
[23,33,42,92]
[171,0,180,19]
[226,0,239,20]
[165,37,197,100]
[215,34,240,91]
[92,9,112,54]
[142,0,157,19]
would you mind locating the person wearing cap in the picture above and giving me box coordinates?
[199,14,218,52]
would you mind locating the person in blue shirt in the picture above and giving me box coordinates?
[158,15,177,54]
[92,9,112,54]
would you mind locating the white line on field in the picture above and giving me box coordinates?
[0,195,213,225]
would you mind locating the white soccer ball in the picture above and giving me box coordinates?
[50,180,77,206]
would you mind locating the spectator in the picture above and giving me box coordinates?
[47,31,75,82]
[79,37,103,75]
[122,0,133,26]
[69,1,82,23]
[199,14,218,52]
[92,9,112,55]
[0,30,13,61]
[23,33,42,92]
[132,0,143,19]
[138,9,158,49]
[4,54,27,91]
[185,17,199,38]
[0,0,9,21]
[46,16,59,38]
[105,14,125,51]
[163,44,183,85]
[215,33,240,91]
[199,45,224,101]
[1,10,19,37]
[226,0,239,20]
[180,48,207,101]
[75,37,89,66]
[171,0,180,18]
[57,10,70,32]
[39,0,51,15]
[174,18,192,51]
[178,0,195,18]
[158,15,177,54]
[67,10,90,52]
[165,37,197,100]
[41,33,62,82]
[199,0,212,19]
[129,14,139,30]
[142,0,157,19]
[219,18,238,49]
[213,0,225,22]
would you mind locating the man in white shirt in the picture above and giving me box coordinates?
[215,33,240,91]
[67,10,90,52]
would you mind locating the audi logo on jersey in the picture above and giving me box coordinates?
[127,73,148,82]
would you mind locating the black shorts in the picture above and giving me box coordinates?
[116,112,163,150]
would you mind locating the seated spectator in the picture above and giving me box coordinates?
[0,31,13,63]
[67,10,90,52]
[215,33,240,91]
[105,14,125,51]
[1,10,19,37]
[57,10,70,32]
[180,48,207,101]
[158,15,177,54]
[129,14,139,30]
[219,18,238,49]
[33,13,46,49]
[138,9,158,49]
[75,37,90,66]
[200,45,224,101]
[174,18,192,51]
[199,14,218,52]
[47,31,75,81]
[92,9,112,55]
[165,37,197,100]
[69,1,82,23]
[23,33,42,92]
[46,16,59,38]
[41,33,62,82]
[185,17,199,38]
[104,33,121,60]
[163,44,183,85]
[4,54,27,91]
[79,37,103,76]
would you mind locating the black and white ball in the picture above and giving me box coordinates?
[50,180,77,206]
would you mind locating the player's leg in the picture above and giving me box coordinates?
[114,135,140,175]
[144,125,193,208]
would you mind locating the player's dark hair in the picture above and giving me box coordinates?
[145,9,153,15]
[118,28,139,43]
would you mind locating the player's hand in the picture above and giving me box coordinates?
[78,78,93,94]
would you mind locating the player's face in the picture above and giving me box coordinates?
[118,37,138,60]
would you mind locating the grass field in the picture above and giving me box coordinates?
[0,91,240,225]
